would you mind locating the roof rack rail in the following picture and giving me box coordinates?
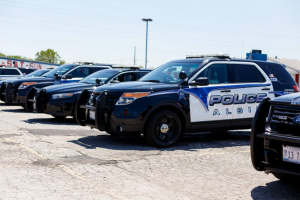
[186,53,230,59]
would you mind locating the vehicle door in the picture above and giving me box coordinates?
[229,63,274,122]
[62,67,90,82]
[188,63,234,123]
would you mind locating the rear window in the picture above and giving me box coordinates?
[266,66,294,82]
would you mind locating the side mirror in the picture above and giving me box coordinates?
[179,71,187,80]
[54,73,59,78]
[110,80,120,83]
[189,77,209,86]
[95,78,101,84]
[62,74,72,79]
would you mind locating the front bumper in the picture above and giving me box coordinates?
[251,99,300,177]
[27,89,76,116]
[76,90,144,134]
[0,82,18,104]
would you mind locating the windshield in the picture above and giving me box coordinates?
[42,64,74,78]
[25,70,48,77]
[79,70,119,84]
[140,62,201,84]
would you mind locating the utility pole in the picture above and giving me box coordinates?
[142,18,152,69]
[134,46,136,65]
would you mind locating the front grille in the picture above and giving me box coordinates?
[269,106,300,136]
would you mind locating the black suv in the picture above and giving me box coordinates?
[251,92,300,181]
[0,63,112,106]
[76,55,298,147]
[27,68,151,119]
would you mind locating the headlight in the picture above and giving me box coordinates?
[18,82,37,89]
[116,92,149,105]
[52,93,74,99]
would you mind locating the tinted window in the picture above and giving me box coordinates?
[18,68,35,75]
[80,70,118,84]
[266,66,294,82]
[113,73,136,82]
[93,67,106,73]
[140,73,148,78]
[0,69,3,75]
[68,67,90,78]
[231,64,264,83]
[42,64,74,78]
[197,64,228,84]
[25,70,49,77]
[4,69,20,75]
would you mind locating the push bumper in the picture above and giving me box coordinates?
[76,90,144,134]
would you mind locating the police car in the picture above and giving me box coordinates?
[75,54,298,147]
[0,63,113,106]
[251,93,300,181]
[26,68,151,119]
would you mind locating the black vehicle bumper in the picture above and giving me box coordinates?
[251,98,300,177]
[0,83,18,104]
[76,90,144,134]
[30,89,77,117]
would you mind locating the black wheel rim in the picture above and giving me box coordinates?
[155,115,177,141]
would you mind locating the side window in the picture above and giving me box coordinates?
[139,72,148,78]
[68,67,90,78]
[266,66,294,82]
[93,67,105,73]
[0,69,3,75]
[196,64,229,84]
[4,69,20,75]
[231,64,265,83]
[113,73,136,82]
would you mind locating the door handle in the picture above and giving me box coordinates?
[220,89,231,92]
[261,88,270,91]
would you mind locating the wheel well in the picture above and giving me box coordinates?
[143,105,187,134]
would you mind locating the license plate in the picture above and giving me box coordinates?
[89,110,95,120]
[283,145,300,164]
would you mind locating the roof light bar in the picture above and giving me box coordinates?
[186,53,230,59]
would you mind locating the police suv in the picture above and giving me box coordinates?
[251,93,300,181]
[76,54,298,147]
[27,68,151,119]
[0,63,113,106]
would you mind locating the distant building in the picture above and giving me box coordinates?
[0,57,60,70]
[268,57,300,86]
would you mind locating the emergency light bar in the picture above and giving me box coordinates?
[186,53,230,59]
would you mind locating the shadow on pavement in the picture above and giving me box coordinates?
[22,117,77,126]
[1,108,28,113]
[68,130,251,151]
[251,179,300,199]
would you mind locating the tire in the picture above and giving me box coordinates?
[144,109,181,148]
[52,115,67,120]
[273,172,297,182]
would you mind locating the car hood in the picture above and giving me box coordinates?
[12,77,55,85]
[270,92,300,106]
[44,82,98,94]
[94,81,181,93]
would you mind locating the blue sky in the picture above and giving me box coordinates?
[1,0,299,68]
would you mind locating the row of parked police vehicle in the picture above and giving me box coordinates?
[1,54,300,182]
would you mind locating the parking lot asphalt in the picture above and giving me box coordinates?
[1,103,300,200]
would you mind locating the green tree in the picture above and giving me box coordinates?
[35,49,64,64]
[59,60,66,65]
[0,52,5,57]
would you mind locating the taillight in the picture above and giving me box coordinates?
[293,85,299,92]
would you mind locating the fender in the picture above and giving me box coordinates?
[251,97,270,171]
[143,101,190,133]
[32,82,55,88]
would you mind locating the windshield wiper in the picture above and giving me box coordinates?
[142,80,160,83]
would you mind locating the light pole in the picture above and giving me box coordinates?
[142,18,152,69]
